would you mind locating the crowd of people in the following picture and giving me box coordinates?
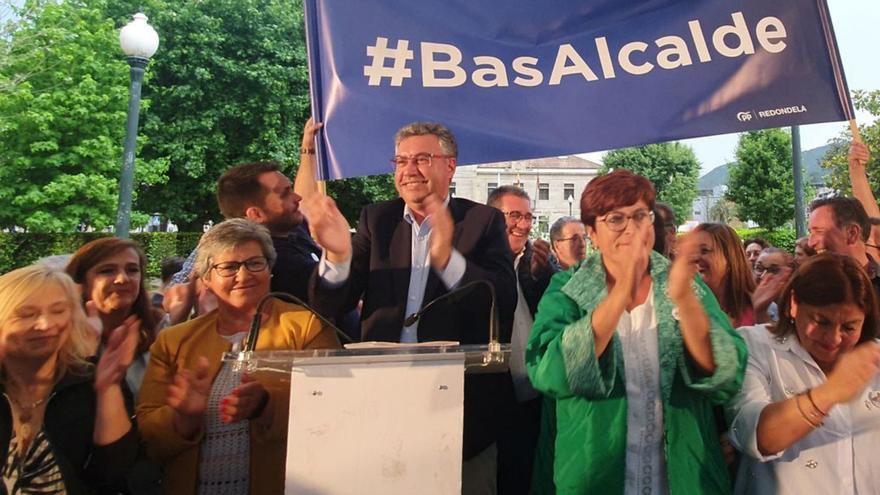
[0,120,877,495]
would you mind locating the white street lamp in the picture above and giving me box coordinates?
[115,13,159,238]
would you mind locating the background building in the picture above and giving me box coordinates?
[692,144,833,224]
[454,155,601,237]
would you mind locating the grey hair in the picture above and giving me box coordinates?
[195,218,277,280]
[761,247,793,264]
[394,122,458,158]
[487,185,530,209]
[550,216,582,243]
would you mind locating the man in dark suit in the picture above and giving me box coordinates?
[304,122,517,494]
[487,186,557,494]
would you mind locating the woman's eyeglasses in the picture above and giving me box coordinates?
[211,256,269,277]
[599,210,655,232]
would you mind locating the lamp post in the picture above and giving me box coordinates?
[115,13,158,238]
[568,196,573,216]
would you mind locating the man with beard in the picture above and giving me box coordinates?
[163,120,333,327]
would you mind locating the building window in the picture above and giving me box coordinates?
[563,183,575,200]
[538,183,549,201]
[450,182,456,197]
[514,181,523,189]
[487,182,497,200]
[538,215,550,236]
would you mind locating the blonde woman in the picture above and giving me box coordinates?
[0,264,139,493]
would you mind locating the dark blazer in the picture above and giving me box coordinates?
[310,196,518,458]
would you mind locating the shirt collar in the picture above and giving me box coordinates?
[768,327,824,372]
[403,195,451,225]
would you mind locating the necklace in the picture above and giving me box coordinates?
[8,393,50,424]
[6,389,52,444]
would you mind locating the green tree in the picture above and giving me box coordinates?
[0,0,165,232]
[106,0,398,228]
[600,142,700,224]
[327,174,397,224]
[822,90,880,195]
[726,128,811,230]
[103,0,312,230]
[1,0,57,94]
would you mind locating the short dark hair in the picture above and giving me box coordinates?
[216,161,281,219]
[772,252,879,342]
[809,196,870,242]
[580,169,655,228]
[743,238,769,250]
[487,185,530,208]
[160,256,185,284]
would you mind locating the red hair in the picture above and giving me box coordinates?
[580,169,656,228]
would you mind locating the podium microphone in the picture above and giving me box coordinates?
[243,292,355,353]
[403,280,501,351]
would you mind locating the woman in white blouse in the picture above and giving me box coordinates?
[729,253,880,494]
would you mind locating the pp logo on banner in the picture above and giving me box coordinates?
[736,111,754,122]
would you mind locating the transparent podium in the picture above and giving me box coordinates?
[224,343,510,494]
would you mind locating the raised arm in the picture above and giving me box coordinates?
[293,117,323,202]
[668,233,715,373]
[847,141,880,258]
[93,315,140,445]
[590,225,650,358]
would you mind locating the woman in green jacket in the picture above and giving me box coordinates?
[526,170,747,494]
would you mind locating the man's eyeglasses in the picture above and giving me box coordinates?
[557,234,587,243]
[390,153,453,169]
[502,211,534,223]
[754,263,782,276]
[211,256,269,278]
[599,210,654,232]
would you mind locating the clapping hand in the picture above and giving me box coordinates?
[84,300,103,355]
[167,357,212,437]
[613,223,652,306]
[424,194,454,270]
[530,239,553,279]
[668,232,700,304]
[301,194,352,264]
[821,341,880,405]
[94,315,140,392]
[220,374,269,424]
[752,265,793,318]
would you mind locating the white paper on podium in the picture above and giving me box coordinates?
[285,355,465,494]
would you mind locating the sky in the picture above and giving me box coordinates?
[581,0,880,176]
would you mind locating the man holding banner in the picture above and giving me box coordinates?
[304,122,517,493]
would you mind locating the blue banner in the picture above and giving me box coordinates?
[304,0,852,180]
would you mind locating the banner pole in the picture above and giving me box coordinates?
[849,119,863,143]
[303,0,330,183]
